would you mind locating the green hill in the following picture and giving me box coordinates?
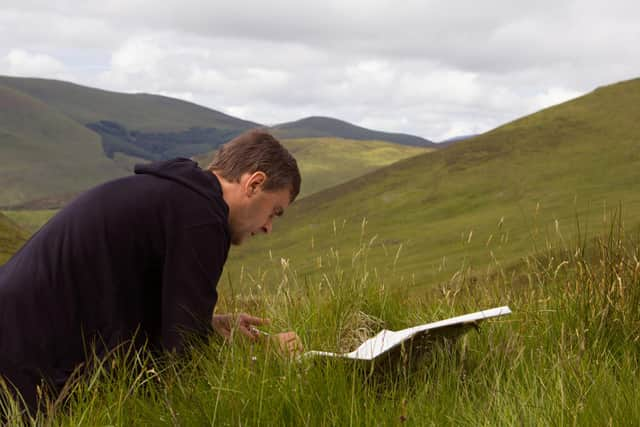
[272,116,435,147]
[0,75,263,165]
[0,76,264,207]
[0,85,130,207]
[1,75,435,207]
[194,137,430,198]
[0,211,27,265]
[0,75,260,132]
[225,78,640,292]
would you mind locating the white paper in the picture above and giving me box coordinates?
[303,306,511,361]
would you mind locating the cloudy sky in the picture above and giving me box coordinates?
[1,1,639,141]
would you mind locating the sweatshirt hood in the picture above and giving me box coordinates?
[134,158,226,206]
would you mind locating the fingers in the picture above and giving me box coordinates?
[235,313,270,341]
[238,324,261,341]
[238,313,271,326]
[211,314,232,339]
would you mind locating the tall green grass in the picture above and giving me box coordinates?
[2,212,639,425]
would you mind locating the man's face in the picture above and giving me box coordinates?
[229,184,291,246]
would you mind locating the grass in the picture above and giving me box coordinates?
[2,211,639,425]
[0,212,27,265]
[0,210,58,235]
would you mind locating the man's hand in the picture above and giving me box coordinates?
[211,313,270,341]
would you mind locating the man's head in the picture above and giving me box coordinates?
[208,130,301,245]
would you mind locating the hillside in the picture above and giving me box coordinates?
[1,75,436,207]
[0,76,264,206]
[0,85,130,207]
[0,75,260,132]
[0,75,263,164]
[224,78,640,292]
[194,137,430,198]
[272,116,436,147]
[0,212,27,265]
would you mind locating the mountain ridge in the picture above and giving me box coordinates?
[272,116,435,147]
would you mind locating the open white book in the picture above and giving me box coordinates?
[303,306,511,361]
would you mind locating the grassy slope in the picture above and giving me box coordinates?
[225,78,640,292]
[0,75,260,132]
[0,85,130,207]
[0,209,58,236]
[5,217,639,425]
[194,137,431,198]
[0,212,27,264]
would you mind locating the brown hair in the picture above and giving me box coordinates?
[207,129,301,202]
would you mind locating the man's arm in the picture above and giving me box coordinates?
[160,222,228,352]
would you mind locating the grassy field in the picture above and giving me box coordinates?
[195,137,430,198]
[2,215,639,425]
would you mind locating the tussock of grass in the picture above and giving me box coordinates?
[2,213,640,425]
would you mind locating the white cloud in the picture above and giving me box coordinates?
[2,49,67,78]
[2,0,640,140]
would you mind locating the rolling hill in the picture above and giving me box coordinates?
[0,76,265,206]
[223,77,640,293]
[272,116,435,147]
[0,85,130,207]
[1,75,434,207]
[194,137,431,198]
[0,75,260,132]
[0,75,262,165]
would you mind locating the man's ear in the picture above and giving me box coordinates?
[247,171,267,196]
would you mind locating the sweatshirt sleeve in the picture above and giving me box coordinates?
[160,222,229,352]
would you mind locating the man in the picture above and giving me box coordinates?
[0,129,302,414]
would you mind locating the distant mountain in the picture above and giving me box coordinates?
[0,75,260,132]
[271,116,436,147]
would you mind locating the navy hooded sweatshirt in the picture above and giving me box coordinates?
[0,158,230,411]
